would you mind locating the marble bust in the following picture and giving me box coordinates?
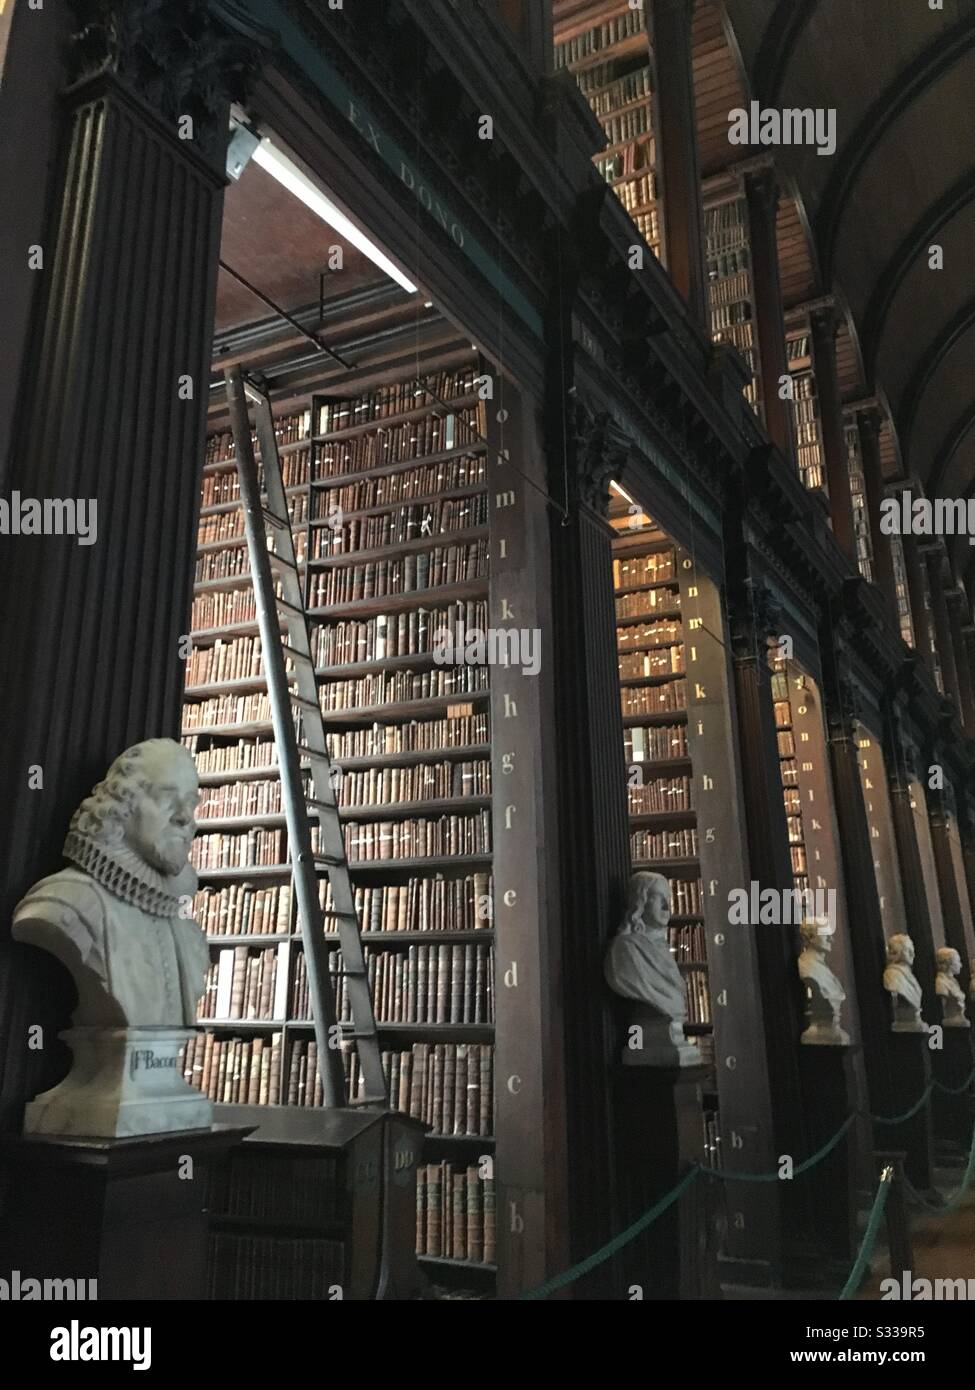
[12,739,212,1136]
[797,916,849,1045]
[604,870,699,1067]
[935,947,970,1029]
[883,933,928,1034]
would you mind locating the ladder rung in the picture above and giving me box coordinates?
[289,693,321,713]
[268,552,299,574]
[261,507,290,531]
[307,796,338,810]
[295,742,329,759]
[345,1031,379,1041]
[322,911,359,921]
[275,595,306,618]
[281,641,314,665]
[333,968,367,979]
[310,853,345,867]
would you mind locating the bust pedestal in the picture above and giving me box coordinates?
[796,1044,860,1269]
[931,1027,975,1157]
[881,1032,934,1194]
[0,1125,251,1300]
[611,1064,716,1300]
[24,1028,212,1137]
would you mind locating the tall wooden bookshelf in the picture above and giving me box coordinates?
[608,487,718,1167]
[844,418,874,582]
[554,1,661,258]
[704,193,761,420]
[786,319,826,492]
[181,358,499,1289]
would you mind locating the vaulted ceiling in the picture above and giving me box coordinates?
[719,0,975,519]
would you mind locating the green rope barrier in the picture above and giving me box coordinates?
[838,1166,893,1301]
[518,1165,701,1301]
[870,1083,933,1125]
[902,1120,975,1214]
[932,1066,975,1096]
[698,1112,859,1183]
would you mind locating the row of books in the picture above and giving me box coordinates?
[787,334,811,363]
[786,814,804,846]
[669,921,707,963]
[314,454,486,517]
[704,198,749,257]
[625,722,689,762]
[614,556,676,592]
[314,944,495,1026]
[777,729,796,757]
[554,7,644,67]
[182,691,273,730]
[183,1030,282,1105]
[630,826,699,860]
[312,494,488,557]
[711,319,756,358]
[205,409,311,465]
[193,829,285,870]
[346,1042,493,1136]
[710,300,753,329]
[597,138,656,187]
[207,1234,344,1300]
[416,1164,496,1264]
[343,810,492,861]
[183,735,277,774]
[781,757,800,785]
[197,779,285,820]
[318,663,489,711]
[621,679,688,717]
[708,268,752,306]
[333,759,491,806]
[327,713,488,758]
[316,368,477,432]
[200,456,312,511]
[306,539,487,606]
[616,586,680,619]
[685,969,712,1025]
[632,206,660,251]
[614,170,656,213]
[195,521,306,581]
[208,1150,341,1225]
[199,943,289,1021]
[195,882,291,938]
[627,775,694,814]
[317,411,482,481]
[702,1112,721,1170]
[615,617,682,650]
[707,246,751,283]
[586,62,651,116]
[600,106,651,148]
[191,586,264,632]
[773,700,791,729]
[783,785,801,816]
[186,635,267,687]
[618,646,684,680]
[312,600,489,667]
[319,873,493,935]
[668,879,705,916]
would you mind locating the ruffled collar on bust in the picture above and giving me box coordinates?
[63,830,198,919]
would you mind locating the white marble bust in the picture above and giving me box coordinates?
[883,933,928,1034]
[604,871,699,1067]
[936,947,970,1029]
[12,739,212,1136]
[797,916,849,1045]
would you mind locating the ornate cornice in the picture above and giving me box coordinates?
[569,395,629,516]
[69,0,272,160]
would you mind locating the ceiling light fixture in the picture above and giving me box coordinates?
[252,139,418,295]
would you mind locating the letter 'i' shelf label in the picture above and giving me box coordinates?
[244,0,544,339]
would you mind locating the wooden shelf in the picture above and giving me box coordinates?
[203,433,310,475]
[310,526,487,570]
[618,670,685,689]
[320,692,490,725]
[307,578,488,621]
[206,933,291,945]
[311,441,487,493]
[621,709,687,727]
[308,484,485,527]
[417,1254,497,1273]
[313,391,480,443]
[628,809,696,829]
[195,798,491,834]
[561,30,648,74]
[616,608,681,626]
[194,855,493,883]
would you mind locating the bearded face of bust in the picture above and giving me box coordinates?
[123,749,198,877]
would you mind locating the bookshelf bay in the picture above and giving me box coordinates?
[181,358,501,1284]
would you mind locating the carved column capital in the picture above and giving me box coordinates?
[69,0,272,161]
[568,396,629,517]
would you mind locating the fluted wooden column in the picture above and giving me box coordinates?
[649,0,708,326]
[743,167,795,467]
[901,526,937,679]
[0,4,254,1127]
[946,589,975,735]
[926,549,962,716]
[885,712,939,1018]
[809,305,856,563]
[928,785,973,982]
[855,406,899,629]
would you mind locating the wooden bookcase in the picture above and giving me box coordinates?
[181,356,501,1290]
[554,1,660,258]
[703,191,761,420]
[785,317,826,492]
[843,417,874,582]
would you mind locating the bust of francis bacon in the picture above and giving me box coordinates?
[12,739,212,1136]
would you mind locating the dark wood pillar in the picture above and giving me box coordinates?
[947,589,975,736]
[884,706,939,1019]
[926,549,962,715]
[547,399,631,1297]
[855,406,899,629]
[808,305,856,564]
[928,783,973,983]
[648,0,708,327]
[743,167,795,467]
[0,3,257,1128]
[901,526,937,679]
[820,649,895,1121]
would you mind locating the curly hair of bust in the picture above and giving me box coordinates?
[69,740,194,847]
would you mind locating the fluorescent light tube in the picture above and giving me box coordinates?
[252,139,418,294]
